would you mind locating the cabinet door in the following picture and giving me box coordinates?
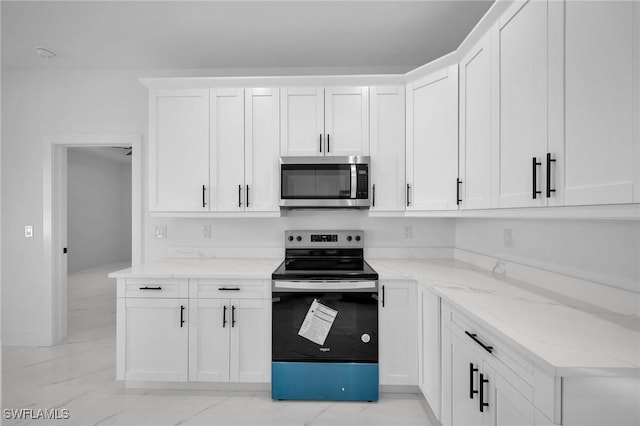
[406,65,459,211]
[379,281,418,385]
[495,0,548,208]
[149,89,209,212]
[418,286,442,420]
[245,88,280,212]
[559,1,638,206]
[324,86,370,156]
[211,88,245,212]
[280,87,324,156]
[451,330,483,426]
[119,298,188,382]
[484,364,535,426]
[188,298,231,382]
[229,298,271,383]
[370,86,406,212]
[459,32,493,210]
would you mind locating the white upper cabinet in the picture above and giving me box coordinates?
[324,87,370,156]
[369,86,406,212]
[280,87,324,156]
[406,65,459,211]
[459,32,493,210]
[210,88,245,212]
[558,0,639,206]
[494,0,549,208]
[281,86,369,157]
[245,88,281,212]
[149,89,210,212]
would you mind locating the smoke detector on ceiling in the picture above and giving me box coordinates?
[34,47,57,59]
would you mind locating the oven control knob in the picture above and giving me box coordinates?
[288,236,294,242]
[347,236,352,242]
[296,236,302,242]
[355,235,361,242]
[361,334,371,344]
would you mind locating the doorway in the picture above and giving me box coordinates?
[43,134,142,345]
[66,147,132,341]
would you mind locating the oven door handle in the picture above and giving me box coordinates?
[272,280,377,291]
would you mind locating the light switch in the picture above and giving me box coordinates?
[202,225,211,239]
[25,226,33,238]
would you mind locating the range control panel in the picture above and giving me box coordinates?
[285,230,364,248]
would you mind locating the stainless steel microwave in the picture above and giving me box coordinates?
[279,156,370,208]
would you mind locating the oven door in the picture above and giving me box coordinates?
[272,281,378,363]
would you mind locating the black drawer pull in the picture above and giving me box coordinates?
[202,185,207,208]
[381,285,385,308]
[223,305,227,328]
[139,286,162,290]
[180,305,185,328]
[456,178,462,205]
[231,305,236,328]
[479,373,489,412]
[532,157,542,199]
[372,184,376,207]
[465,331,494,354]
[546,153,556,198]
[469,363,478,399]
[218,287,240,291]
[406,184,411,207]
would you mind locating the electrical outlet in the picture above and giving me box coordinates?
[154,225,167,239]
[504,229,514,248]
[24,225,33,238]
[202,225,211,239]
[404,225,413,239]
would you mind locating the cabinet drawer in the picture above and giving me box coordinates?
[450,308,534,382]
[190,279,268,299]
[119,279,188,299]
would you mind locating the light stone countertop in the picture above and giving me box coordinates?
[108,257,282,279]
[368,258,640,378]
[109,255,640,378]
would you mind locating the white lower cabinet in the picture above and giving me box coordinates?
[418,285,441,420]
[189,297,270,383]
[378,281,417,385]
[117,278,270,384]
[117,297,189,382]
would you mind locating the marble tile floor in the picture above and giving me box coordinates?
[3,263,432,426]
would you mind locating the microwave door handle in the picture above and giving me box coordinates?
[351,164,357,199]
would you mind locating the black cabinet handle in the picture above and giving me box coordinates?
[202,185,207,208]
[532,157,542,199]
[381,285,385,308]
[180,305,185,328]
[319,134,323,153]
[372,184,376,207]
[231,305,236,328]
[465,331,494,354]
[469,363,479,399]
[238,185,242,208]
[327,134,330,153]
[218,287,240,291]
[456,178,462,205]
[406,184,411,207]
[223,305,227,328]
[139,286,162,290]
[546,153,556,198]
[246,185,249,207]
[479,373,489,412]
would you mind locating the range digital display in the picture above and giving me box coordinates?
[310,234,338,242]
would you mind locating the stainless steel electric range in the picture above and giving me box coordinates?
[271,230,379,401]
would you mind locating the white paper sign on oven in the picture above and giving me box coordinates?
[298,299,338,346]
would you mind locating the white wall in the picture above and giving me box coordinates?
[67,148,131,272]
[455,218,640,293]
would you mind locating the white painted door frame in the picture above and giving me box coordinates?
[43,133,142,345]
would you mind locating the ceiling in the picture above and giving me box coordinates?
[2,1,494,72]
